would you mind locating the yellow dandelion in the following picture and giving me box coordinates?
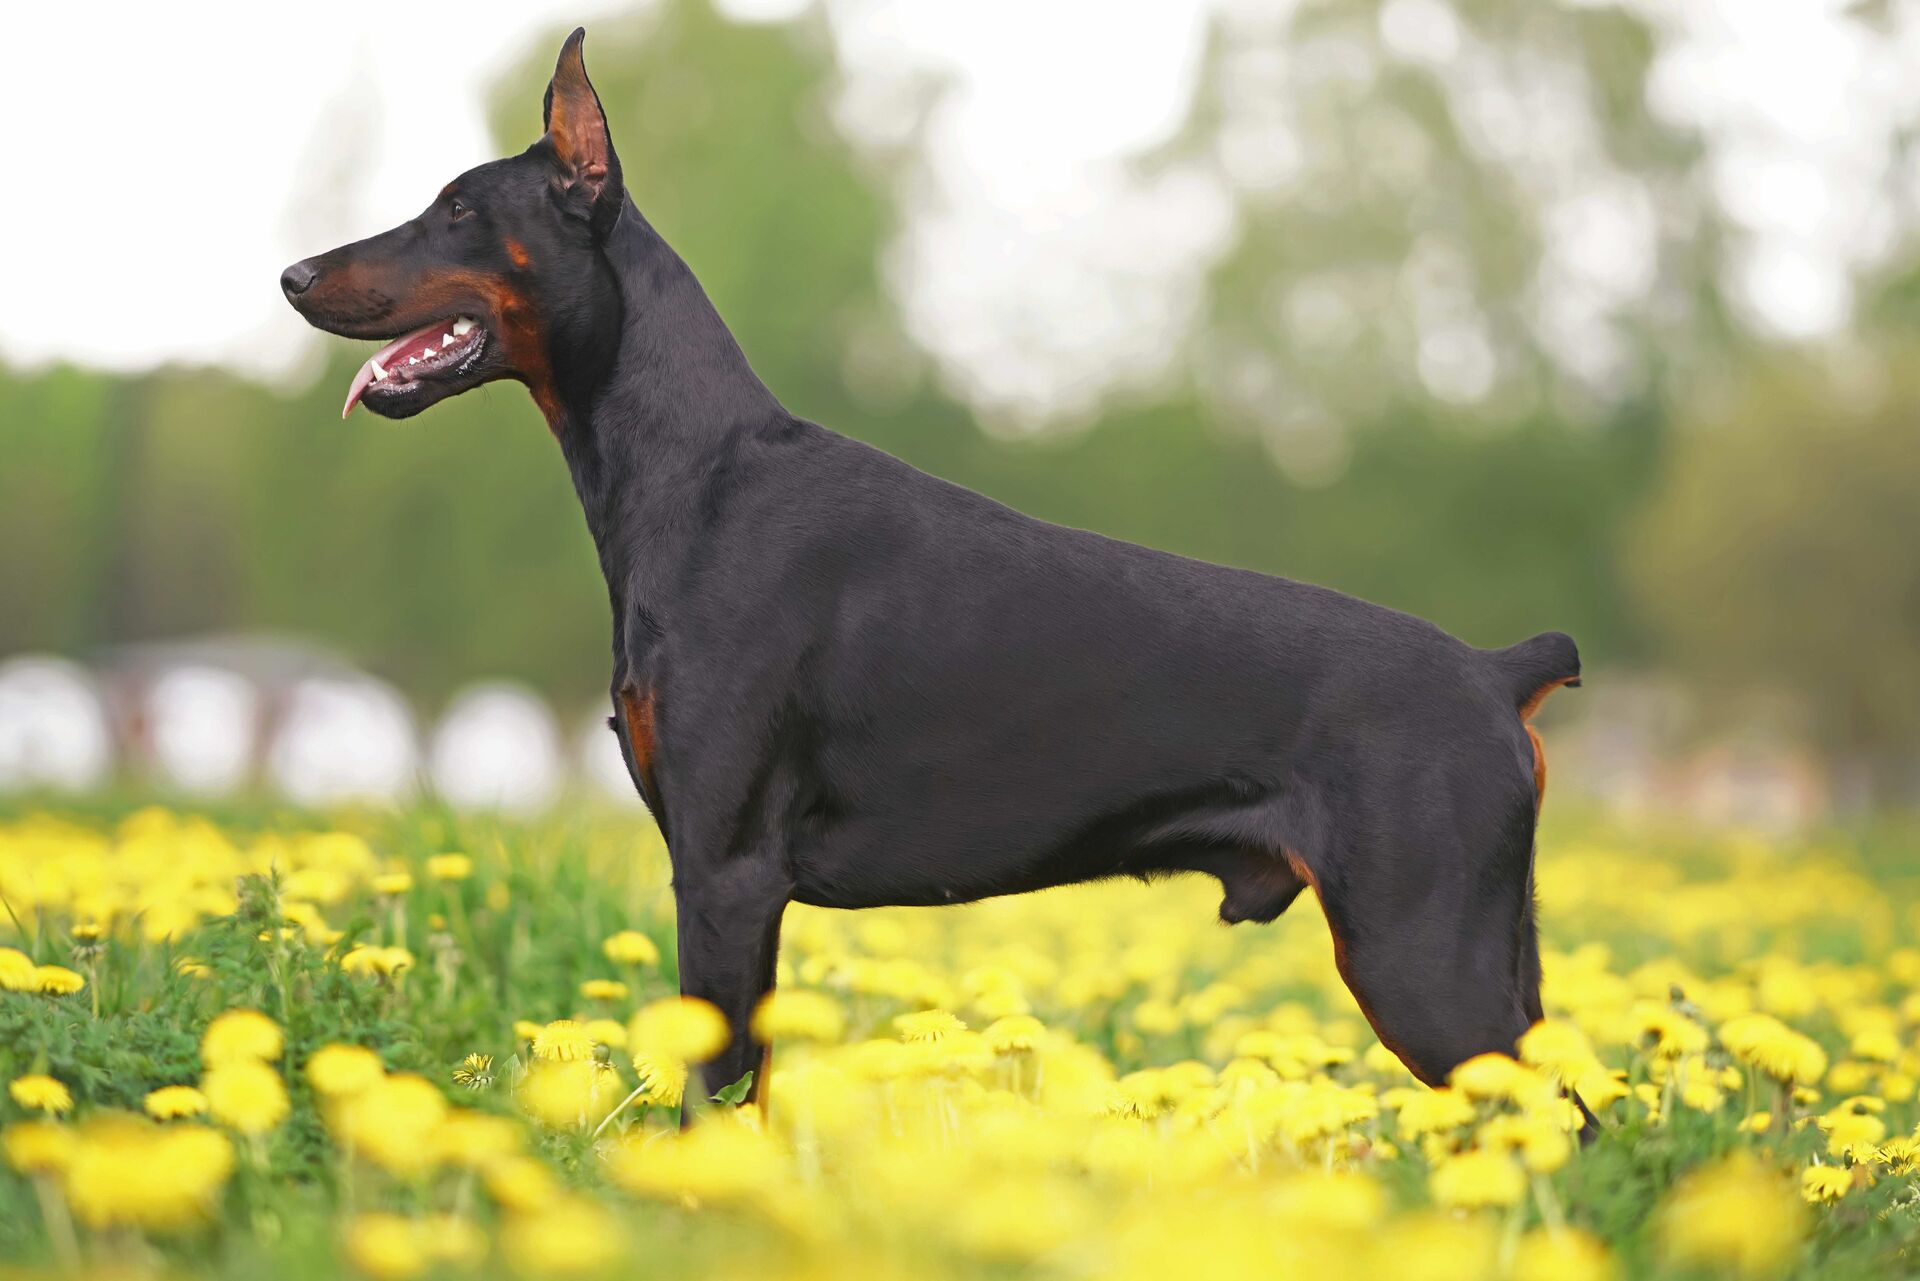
[451,1053,494,1091]
[1513,1229,1615,1281]
[9,1074,73,1114]
[499,1195,622,1277]
[203,1060,289,1136]
[1430,1147,1526,1209]
[1658,1153,1806,1278]
[484,1154,560,1211]
[895,1009,967,1043]
[329,1073,448,1178]
[532,1019,597,1063]
[1517,1018,1599,1083]
[144,1085,209,1120]
[1801,1165,1853,1204]
[1722,1013,1828,1086]
[629,997,730,1064]
[64,1117,235,1231]
[371,871,413,896]
[201,1008,283,1066]
[983,1013,1046,1054]
[580,978,629,1002]
[308,1043,385,1097]
[425,853,473,881]
[4,1120,77,1174]
[0,948,37,991]
[752,988,848,1043]
[1449,1052,1552,1106]
[433,1111,523,1167]
[602,930,661,966]
[1387,1086,1477,1140]
[631,1052,689,1108]
[586,1017,628,1049]
[344,1212,429,1281]
[34,965,87,996]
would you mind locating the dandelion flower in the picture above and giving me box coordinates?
[1801,1165,1853,1204]
[451,1053,494,1091]
[753,989,848,1043]
[602,930,660,966]
[1722,1013,1828,1085]
[1517,1018,1599,1083]
[63,1117,235,1231]
[204,1060,290,1136]
[371,871,413,896]
[521,1060,620,1131]
[895,1009,966,1043]
[9,1074,73,1114]
[308,1043,385,1097]
[484,1154,560,1211]
[344,1212,429,1281]
[433,1111,523,1167]
[1513,1229,1615,1281]
[1430,1148,1526,1209]
[425,853,473,881]
[630,997,730,1064]
[632,1052,689,1108]
[1449,1052,1552,1105]
[201,1008,283,1066]
[0,948,37,991]
[500,1195,621,1276]
[330,1074,448,1177]
[1388,1086,1476,1140]
[580,978,629,1002]
[983,1014,1046,1054]
[144,1085,209,1120]
[1658,1153,1806,1278]
[3,1120,77,1174]
[532,1019,597,1063]
[34,965,86,996]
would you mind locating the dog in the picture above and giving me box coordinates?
[283,29,1585,1120]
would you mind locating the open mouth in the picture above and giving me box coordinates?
[341,316,488,418]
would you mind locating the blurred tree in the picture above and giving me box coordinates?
[1626,348,1920,776]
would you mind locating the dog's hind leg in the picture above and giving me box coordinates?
[1295,784,1541,1089]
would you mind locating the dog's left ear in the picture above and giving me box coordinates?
[542,28,624,232]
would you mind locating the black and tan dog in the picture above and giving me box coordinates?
[284,30,1585,1116]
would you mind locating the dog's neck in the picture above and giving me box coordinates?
[547,198,787,633]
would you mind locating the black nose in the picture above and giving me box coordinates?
[280,260,319,297]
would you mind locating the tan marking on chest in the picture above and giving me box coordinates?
[618,687,658,797]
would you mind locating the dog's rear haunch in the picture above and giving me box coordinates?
[283,29,1588,1125]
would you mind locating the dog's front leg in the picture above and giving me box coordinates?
[671,853,792,1120]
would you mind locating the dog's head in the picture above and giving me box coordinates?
[282,29,623,422]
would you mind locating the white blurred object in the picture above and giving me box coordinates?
[147,665,259,795]
[578,707,647,808]
[268,676,419,806]
[428,683,563,813]
[0,656,114,792]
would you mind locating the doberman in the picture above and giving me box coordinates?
[283,29,1587,1121]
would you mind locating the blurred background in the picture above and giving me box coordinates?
[1,0,1916,823]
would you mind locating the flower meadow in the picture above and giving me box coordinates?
[4,805,1920,1280]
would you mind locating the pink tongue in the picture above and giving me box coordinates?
[341,320,451,419]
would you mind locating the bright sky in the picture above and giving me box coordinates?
[0,0,1909,415]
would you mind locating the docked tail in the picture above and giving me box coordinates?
[1489,631,1581,717]
[1489,631,1580,804]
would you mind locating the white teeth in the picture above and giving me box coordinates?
[452,317,475,335]
[408,356,419,365]
[441,332,457,346]
[421,345,436,357]
[370,358,386,380]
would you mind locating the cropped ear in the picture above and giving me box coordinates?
[542,28,624,231]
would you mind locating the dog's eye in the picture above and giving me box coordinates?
[449,198,474,222]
